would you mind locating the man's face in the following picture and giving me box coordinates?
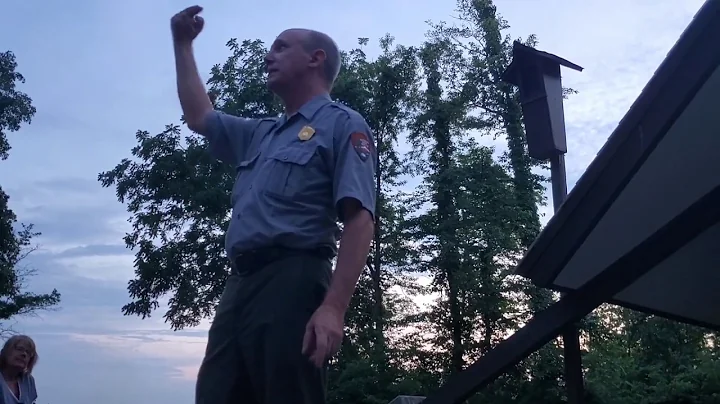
[265,29,312,93]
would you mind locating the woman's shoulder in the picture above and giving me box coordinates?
[21,373,37,402]
[22,373,35,386]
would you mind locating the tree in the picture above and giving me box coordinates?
[101,35,431,403]
[333,35,419,360]
[584,305,720,404]
[397,31,539,402]
[327,36,424,404]
[0,211,61,334]
[0,51,60,332]
[426,3,720,404]
[99,39,276,330]
[99,5,720,404]
[0,51,36,160]
[427,2,571,401]
[404,36,483,375]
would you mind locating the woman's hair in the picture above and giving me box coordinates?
[0,335,38,375]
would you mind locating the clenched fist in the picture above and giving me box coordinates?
[171,5,205,44]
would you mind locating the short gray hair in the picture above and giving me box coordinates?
[302,30,341,88]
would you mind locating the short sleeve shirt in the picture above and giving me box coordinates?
[204,94,377,257]
[1,374,37,404]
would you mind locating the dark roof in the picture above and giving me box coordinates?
[515,0,720,286]
[501,41,583,85]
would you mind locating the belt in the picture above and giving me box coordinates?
[231,245,335,276]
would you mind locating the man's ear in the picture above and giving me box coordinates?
[309,49,327,68]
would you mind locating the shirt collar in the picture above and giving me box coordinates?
[282,93,332,123]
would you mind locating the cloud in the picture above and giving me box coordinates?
[5,177,130,250]
[171,365,203,381]
[51,244,130,258]
[15,240,211,387]
[29,332,194,403]
[0,1,709,403]
[69,331,207,381]
[18,243,133,296]
[54,253,135,283]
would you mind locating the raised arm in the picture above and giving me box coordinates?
[175,44,213,134]
[171,5,213,134]
[170,5,258,164]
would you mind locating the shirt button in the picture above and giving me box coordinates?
[283,156,288,160]
[249,185,253,189]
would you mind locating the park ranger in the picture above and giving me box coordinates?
[171,5,376,404]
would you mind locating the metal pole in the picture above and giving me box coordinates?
[549,153,584,404]
[549,154,568,209]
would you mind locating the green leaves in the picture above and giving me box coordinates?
[0,51,60,328]
[584,307,720,404]
[0,193,61,323]
[101,4,720,403]
[0,51,36,161]
[98,39,282,330]
[99,125,233,329]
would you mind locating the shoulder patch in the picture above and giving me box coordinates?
[350,132,373,162]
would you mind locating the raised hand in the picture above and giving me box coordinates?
[171,5,205,45]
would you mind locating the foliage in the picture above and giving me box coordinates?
[0,51,61,332]
[98,39,275,329]
[100,1,720,403]
[0,51,36,160]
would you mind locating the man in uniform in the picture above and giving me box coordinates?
[170,5,376,404]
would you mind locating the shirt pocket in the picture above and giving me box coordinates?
[264,145,318,200]
[231,153,260,206]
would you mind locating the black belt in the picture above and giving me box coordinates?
[231,245,335,276]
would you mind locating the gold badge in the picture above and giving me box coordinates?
[298,126,315,141]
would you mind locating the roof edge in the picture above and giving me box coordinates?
[516,0,720,284]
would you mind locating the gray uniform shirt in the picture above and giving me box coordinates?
[204,94,377,257]
[0,374,37,404]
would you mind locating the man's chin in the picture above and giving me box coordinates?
[266,78,285,95]
[266,73,280,85]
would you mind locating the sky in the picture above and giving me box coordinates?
[0,0,707,403]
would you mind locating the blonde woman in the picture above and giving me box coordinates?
[0,335,38,404]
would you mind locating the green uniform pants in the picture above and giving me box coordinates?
[195,250,333,404]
